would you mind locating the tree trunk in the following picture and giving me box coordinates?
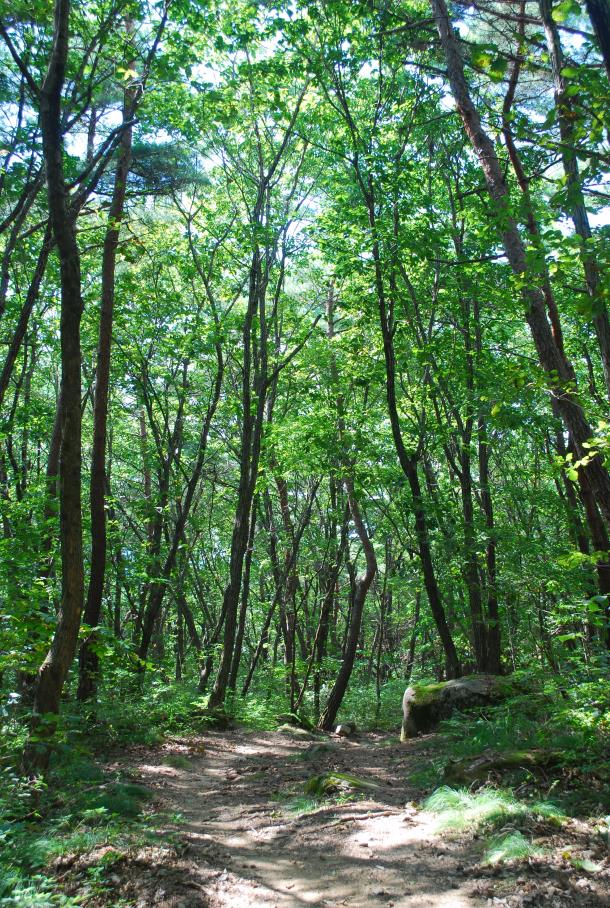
[318,477,377,730]
[208,213,268,707]
[585,0,610,81]
[539,0,610,398]
[362,192,461,678]
[405,593,421,681]
[25,0,84,772]
[228,495,258,690]
[78,36,135,700]
[0,227,52,410]
[474,298,501,673]
[430,0,610,532]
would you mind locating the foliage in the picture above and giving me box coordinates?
[0,745,156,907]
[0,0,609,895]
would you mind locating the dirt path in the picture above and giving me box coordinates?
[102,729,609,908]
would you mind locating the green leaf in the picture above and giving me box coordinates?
[552,0,581,23]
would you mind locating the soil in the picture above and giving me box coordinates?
[65,729,610,907]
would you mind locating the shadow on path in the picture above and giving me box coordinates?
[110,729,608,908]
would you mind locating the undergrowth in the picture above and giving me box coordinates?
[1,663,608,901]
[424,786,565,834]
[0,704,161,906]
[423,785,565,866]
[410,671,610,815]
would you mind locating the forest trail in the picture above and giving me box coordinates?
[101,729,529,908]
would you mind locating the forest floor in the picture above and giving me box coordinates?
[58,728,610,908]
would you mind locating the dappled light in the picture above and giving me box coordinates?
[0,0,609,905]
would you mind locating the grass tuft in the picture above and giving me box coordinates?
[484,831,542,864]
[424,786,565,834]
[162,754,192,770]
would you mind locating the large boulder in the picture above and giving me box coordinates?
[401,675,516,740]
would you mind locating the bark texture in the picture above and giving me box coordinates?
[25,0,84,770]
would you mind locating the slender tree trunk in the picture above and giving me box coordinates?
[318,290,378,730]
[241,596,277,697]
[0,227,52,410]
[405,459,460,678]
[25,0,84,772]
[208,213,268,707]
[405,592,421,681]
[585,0,610,81]
[177,590,202,653]
[138,345,223,664]
[539,0,610,398]
[175,607,184,681]
[363,200,460,677]
[474,298,501,673]
[430,0,610,531]
[228,495,258,690]
[275,473,299,705]
[319,477,377,730]
[78,36,135,699]
[578,470,610,649]
[207,382,264,707]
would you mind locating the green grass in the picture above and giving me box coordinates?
[0,743,157,908]
[1,662,608,903]
[484,831,543,864]
[424,786,565,834]
[162,754,192,770]
[424,785,564,866]
[284,795,321,815]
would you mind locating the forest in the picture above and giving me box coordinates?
[0,0,609,905]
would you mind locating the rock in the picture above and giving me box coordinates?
[276,712,314,730]
[335,722,357,737]
[401,674,521,740]
[443,748,562,785]
[304,771,378,797]
[277,723,317,740]
[298,742,339,761]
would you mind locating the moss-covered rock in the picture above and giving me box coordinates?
[277,723,317,740]
[276,712,315,731]
[443,748,562,785]
[401,674,522,740]
[304,771,378,797]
